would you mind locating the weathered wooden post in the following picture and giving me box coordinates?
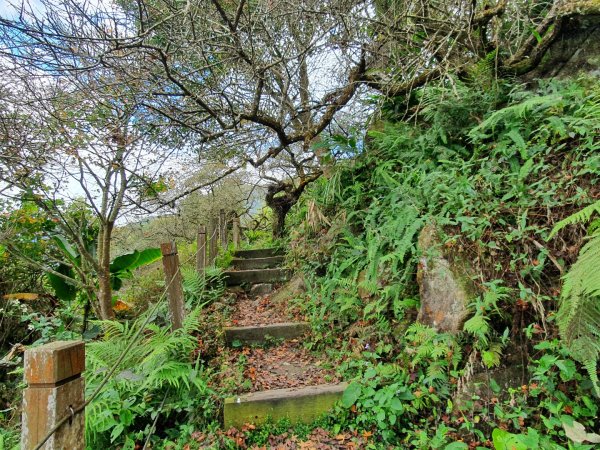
[208,217,218,266]
[219,208,227,250]
[232,217,241,249]
[160,242,185,330]
[21,341,85,450]
[196,225,207,274]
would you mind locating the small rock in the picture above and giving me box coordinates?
[250,283,273,297]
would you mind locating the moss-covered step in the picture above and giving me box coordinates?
[234,248,284,259]
[231,256,285,270]
[223,383,347,429]
[223,268,291,286]
[224,322,310,346]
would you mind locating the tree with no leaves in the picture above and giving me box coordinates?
[1,0,597,239]
[0,59,176,319]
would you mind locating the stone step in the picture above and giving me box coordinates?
[223,268,291,286]
[223,383,347,429]
[234,248,284,259]
[231,256,285,270]
[224,322,310,346]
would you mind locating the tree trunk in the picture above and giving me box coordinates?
[265,174,322,239]
[271,203,292,238]
[266,190,296,239]
[96,222,115,320]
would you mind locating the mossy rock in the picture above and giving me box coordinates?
[416,224,476,333]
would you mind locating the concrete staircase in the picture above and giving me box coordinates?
[222,248,345,429]
[223,248,290,287]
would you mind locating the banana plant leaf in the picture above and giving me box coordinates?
[110,248,161,290]
[110,248,161,273]
[47,264,77,301]
[47,242,162,300]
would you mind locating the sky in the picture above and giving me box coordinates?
[0,0,45,19]
[0,0,371,225]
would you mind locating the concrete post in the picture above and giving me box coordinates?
[21,341,85,450]
[196,225,206,274]
[208,217,218,266]
[232,217,241,249]
[219,208,227,250]
[160,241,186,330]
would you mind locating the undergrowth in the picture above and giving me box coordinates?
[287,76,600,448]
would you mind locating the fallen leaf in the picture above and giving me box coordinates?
[563,418,600,444]
[113,300,130,311]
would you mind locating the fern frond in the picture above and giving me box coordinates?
[463,314,490,347]
[550,200,600,238]
[482,343,503,369]
[182,266,204,299]
[469,93,564,139]
[555,222,600,395]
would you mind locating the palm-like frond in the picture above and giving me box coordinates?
[550,200,600,238]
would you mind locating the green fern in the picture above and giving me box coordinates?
[469,93,565,139]
[550,200,600,395]
[463,314,490,347]
[85,305,212,446]
[182,266,224,306]
[549,200,600,239]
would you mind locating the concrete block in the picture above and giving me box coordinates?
[234,248,283,259]
[224,322,310,346]
[232,256,285,270]
[223,383,347,429]
[223,268,291,286]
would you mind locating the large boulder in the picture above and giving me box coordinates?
[525,11,600,80]
[416,224,475,333]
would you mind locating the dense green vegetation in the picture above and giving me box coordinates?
[2,77,599,450]
[1,0,599,447]
[284,77,600,448]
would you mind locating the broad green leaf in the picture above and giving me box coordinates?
[52,235,79,265]
[46,264,77,301]
[492,428,528,450]
[390,397,403,411]
[341,382,361,408]
[555,359,576,381]
[396,389,415,401]
[109,252,139,272]
[110,248,161,273]
[444,443,468,450]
